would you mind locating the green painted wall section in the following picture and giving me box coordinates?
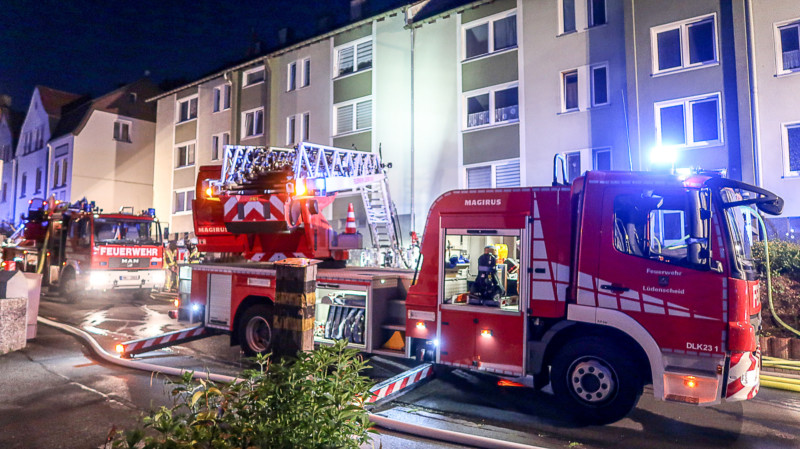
[176,87,197,100]
[240,84,264,112]
[462,124,519,165]
[462,49,518,92]
[334,71,372,103]
[174,120,197,144]
[334,24,372,46]
[461,0,516,24]
[173,166,196,189]
[333,131,372,152]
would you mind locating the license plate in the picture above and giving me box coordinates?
[120,275,140,281]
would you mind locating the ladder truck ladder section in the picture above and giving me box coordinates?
[213,142,404,263]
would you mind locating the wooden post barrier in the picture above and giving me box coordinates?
[272,258,320,358]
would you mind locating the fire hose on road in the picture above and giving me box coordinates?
[38,316,548,449]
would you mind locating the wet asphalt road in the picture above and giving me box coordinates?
[6,290,800,449]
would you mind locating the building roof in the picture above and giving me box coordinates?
[147,1,411,103]
[408,0,493,26]
[35,86,84,119]
[51,78,161,140]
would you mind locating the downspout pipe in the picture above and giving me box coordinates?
[409,12,416,234]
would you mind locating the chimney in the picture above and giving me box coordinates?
[350,0,366,21]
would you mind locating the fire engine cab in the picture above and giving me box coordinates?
[117,143,782,424]
[1,198,165,301]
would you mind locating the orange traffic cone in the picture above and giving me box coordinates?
[345,203,356,234]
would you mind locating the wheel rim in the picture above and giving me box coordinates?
[245,315,272,353]
[567,357,617,404]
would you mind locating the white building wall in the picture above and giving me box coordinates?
[13,89,52,225]
[153,96,177,232]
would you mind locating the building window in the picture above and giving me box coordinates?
[777,22,800,74]
[288,61,297,91]
[243,67,265,86]
[287,115,297,145]
[591,64,608,106]
[53,161,60,188]
[463,12,517,60]
[113,120,131,142]
[242,108,264,138]
[566,151,582,181]
[466,159,520,188]
[464,84,518,129]
[212,132,230,161]
[173,189,194,214]
[655,93,721,148]
[19,172,27,197]
[129,93,137,103]
[175,143,196,168]
[782,123,800,175]
[1,182,6,202]
[334,98,371,135]
[561,0,576,33]
[213,84,231,112]
[177,96,198,122]
[593,148,612,170]
[34,168,42,193]
[302,112,310,141]
[652,15,717,74]
[588,0,606,27]
[562,70,579,112]
[334,38,372,77]
[302,58,311,87]
[61,160,68,187]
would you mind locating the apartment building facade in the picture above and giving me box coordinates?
[149,0,799,240]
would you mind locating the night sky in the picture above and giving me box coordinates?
[0,0,363,111]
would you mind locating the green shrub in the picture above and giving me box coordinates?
[111,339,376,449]
[752,239,800,280]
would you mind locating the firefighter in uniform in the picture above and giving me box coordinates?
[470,245,504,306]
[186,239,201,264]
[164,241,178,292]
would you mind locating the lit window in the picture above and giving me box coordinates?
[465,84,518,129]
[242,108,264,138]
[175,143,196,168]
[652,15,717,74]
[655,94,721,147]
[334,38,372,77]
[177,96,198,122]
[777,22,800,73]
[464,13,517,59]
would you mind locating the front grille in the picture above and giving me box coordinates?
[108,257,152,269]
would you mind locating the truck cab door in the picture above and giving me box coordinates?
[584,187,727,356]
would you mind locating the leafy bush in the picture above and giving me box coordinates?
[111,340,376,449]
[752,240,800,280]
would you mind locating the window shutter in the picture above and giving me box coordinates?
[467,166,492,189]
[338,47,354,75]
[356,100,371,130]
[495,160,521,187]
[337,104,354,134]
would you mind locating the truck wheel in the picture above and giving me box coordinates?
[550,338,642,425]
[238,304,273,357]
[60,270,82,304]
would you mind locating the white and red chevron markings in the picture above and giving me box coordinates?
[726,349,760,401]
[118,326,213,357]
[366,363,434,404]
[222,195,286,222]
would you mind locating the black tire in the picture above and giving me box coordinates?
[59,269,82,304]
[550,338,642,425]
[237,304,274,357]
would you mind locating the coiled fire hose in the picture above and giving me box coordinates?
[747,208,800,393]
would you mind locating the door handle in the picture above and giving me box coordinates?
[600,284,630,293]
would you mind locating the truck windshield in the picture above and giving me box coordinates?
[719,189,757,275]
[94,218,162,246]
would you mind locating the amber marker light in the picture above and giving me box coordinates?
[480,329,493,337]
[684,376,698,389]
[416,321,426,329]
[295,180,307,196]
[115,344,124,354]
[174,299,180,308]
[497,379,525,387]
[205,187,213,198]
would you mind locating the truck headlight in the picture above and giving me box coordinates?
[90,272,106,288]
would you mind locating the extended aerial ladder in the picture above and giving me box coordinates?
[197,142,406,266]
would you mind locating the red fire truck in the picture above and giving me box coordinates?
[1,198,165,301]
[118,143,782,424]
